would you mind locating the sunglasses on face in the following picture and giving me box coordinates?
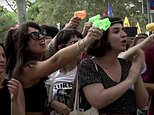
[28,32,46,40]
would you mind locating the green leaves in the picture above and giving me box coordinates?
[28,0,146,31]
[0,0,148,41]
[0,6,17,41]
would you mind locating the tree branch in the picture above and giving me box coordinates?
[5,0,16,12]
[26,0,32,6]
[27,0,32,4]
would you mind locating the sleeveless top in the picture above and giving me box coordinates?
[78,58,136,114]
[0,79,11,115]
[49,67,77,100]
[48,67,77,115]
[24,79,48,112]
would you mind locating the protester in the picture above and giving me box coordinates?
[41,25,59,58]
[46,16,82,58]
[131,33,148,47]
[0,43,11,115]
[118,33,154,60]
[41,25,59,45]
[130,33,148,115]
[142,41,154,115]
[47,29,83,115]
[118,32,154,115]
[0,42,24,115]
[78,17,149,114]
[4,18,103,115]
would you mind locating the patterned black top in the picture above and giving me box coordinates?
[78,58,137,114]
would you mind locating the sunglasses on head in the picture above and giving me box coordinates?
[28,31,46,40]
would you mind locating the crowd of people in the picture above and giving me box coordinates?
[1,13,154,115]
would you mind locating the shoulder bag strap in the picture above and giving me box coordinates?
[69,69,78,110]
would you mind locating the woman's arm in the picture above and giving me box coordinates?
[83,79,134,109]
[62,16,81,30]
[82,22,92,37]
[83,51,144,109]
[118,34,154,60]
[83,57,142,109]
[123,49,149,109]
[23,27,103,80]
[134,77,149,109]
[48,16,81,52]
[144,83,154,95]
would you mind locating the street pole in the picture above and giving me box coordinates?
[146,0,150,23]
[142,0,144,14]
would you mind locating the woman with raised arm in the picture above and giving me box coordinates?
[4,19,102,115]
[46,29,83,115]
[78,17,149,115]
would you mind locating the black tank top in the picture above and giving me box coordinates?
[0,79,11,115]
[24,79,48,112]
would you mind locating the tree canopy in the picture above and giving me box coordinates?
[0,6,17,41]
[28,0,147,30]
[0,0,148,41]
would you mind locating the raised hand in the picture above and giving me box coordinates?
[63,17,81,30]
[85,27,103,41]
[8,79,24,101]
[8,78,25,115]
[135,49,146,73]
[82,22,92,37]
[127,49,144,83]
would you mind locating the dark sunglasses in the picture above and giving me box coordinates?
[28,32,46,40]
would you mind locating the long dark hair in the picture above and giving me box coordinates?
[0,43,5,52]
[45,29,83,59]
[5,28,18,77]
[54,29,83,53]
[5,22,43,78]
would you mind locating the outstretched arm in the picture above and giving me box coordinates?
[23,27,103,81]
[118,34,154,60]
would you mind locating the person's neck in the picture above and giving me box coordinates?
[94,51,119,67]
